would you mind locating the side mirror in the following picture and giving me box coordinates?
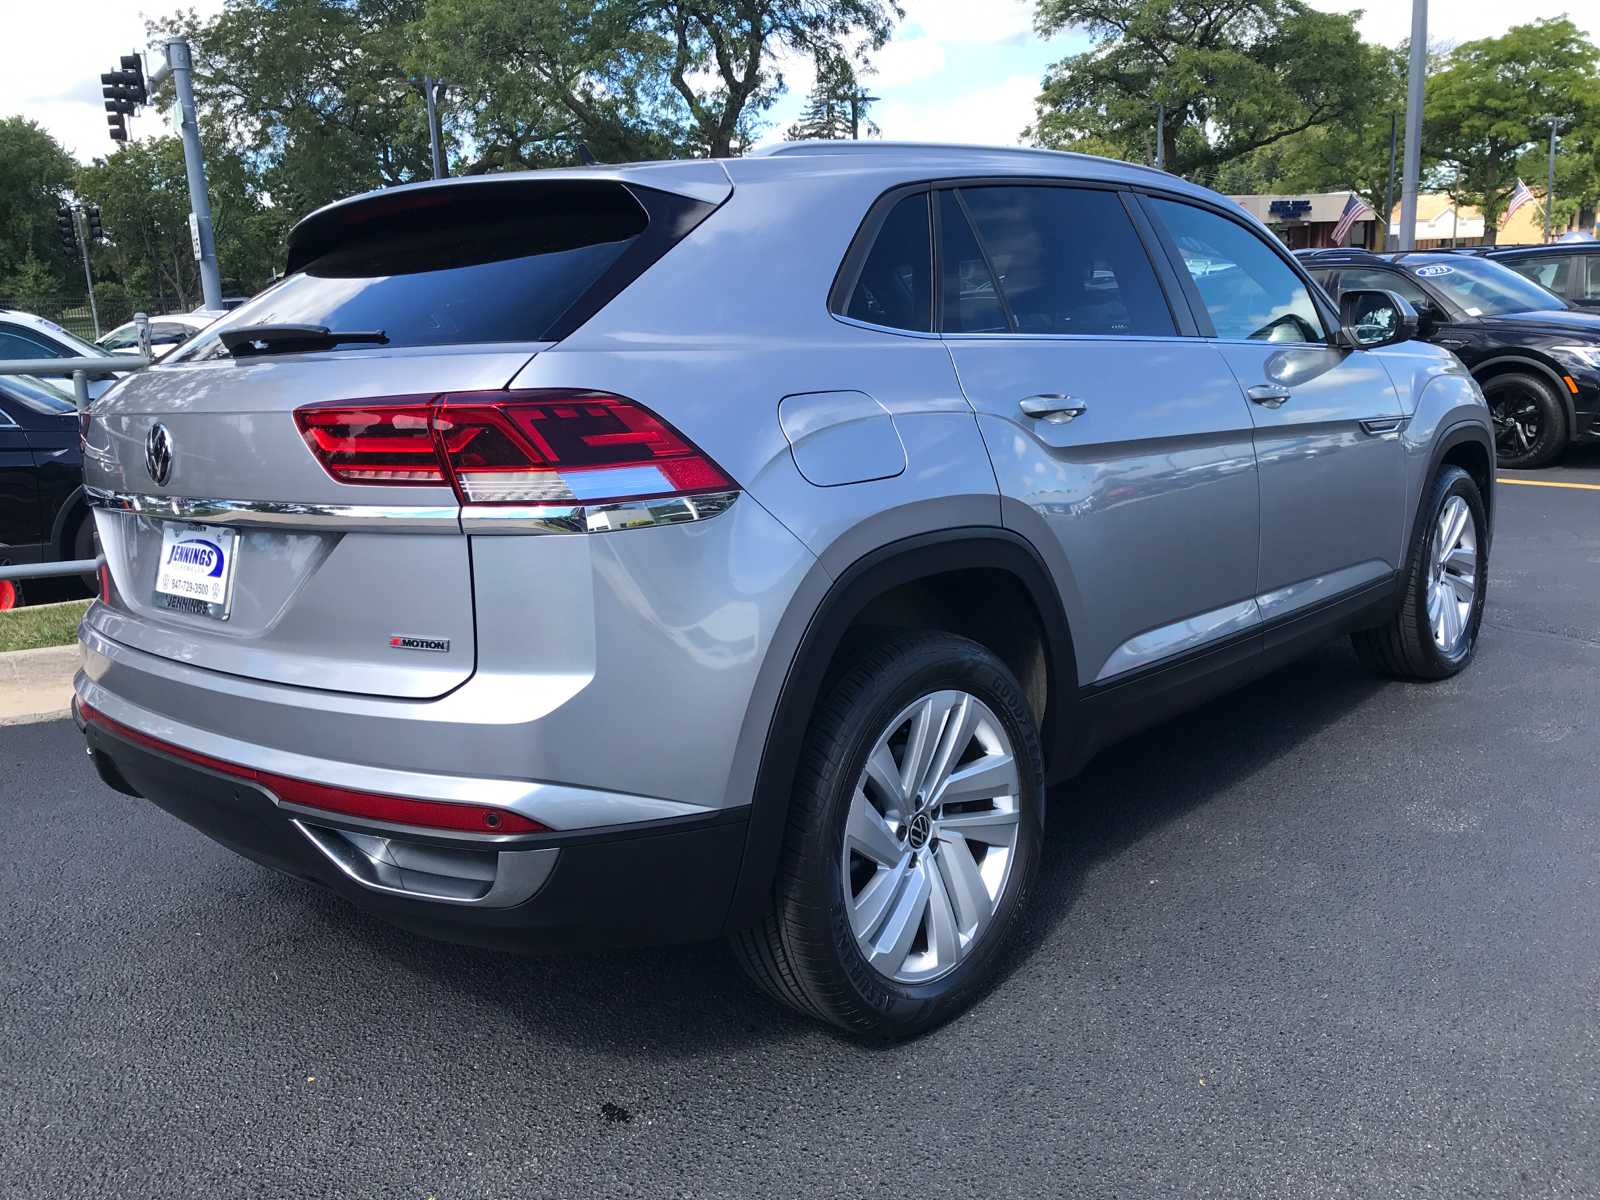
[1339,289,1419,349]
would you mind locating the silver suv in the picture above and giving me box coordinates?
[74,144,1494,1037]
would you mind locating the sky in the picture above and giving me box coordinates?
[0,0,1595,165]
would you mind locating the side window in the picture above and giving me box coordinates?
[938,191,1008,333]
[841,192,932,333]
[0,326,61,359]
[1585,256,1600,301]
[1337,267,1432,308]
[151,323,192,346]
[98,327,140,351]
[1148,198,1326,342]
[1504,255,1569,294]
[956,186,1175,337]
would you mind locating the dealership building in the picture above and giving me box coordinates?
[1228,191,1588,250]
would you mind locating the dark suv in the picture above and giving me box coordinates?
[1298,248,1600,467]
[1488,240,1600,312]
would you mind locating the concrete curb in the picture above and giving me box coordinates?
[0,644,81,726]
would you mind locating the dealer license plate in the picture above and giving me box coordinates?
[154,523,239,620]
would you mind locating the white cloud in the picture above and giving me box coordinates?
[895,0,1037,45]
[875,74,1042,146]
[871,36,948,88]
[1308,0,1595,47]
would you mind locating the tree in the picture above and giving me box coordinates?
[0,117,79,297]
[786,53,877,140]
[1029,0,1381,182]
[1423,19,1600,244]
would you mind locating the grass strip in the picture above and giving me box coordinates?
[0,599,91,653]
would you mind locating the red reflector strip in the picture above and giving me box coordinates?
[79,702,546,834]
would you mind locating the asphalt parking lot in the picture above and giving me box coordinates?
[4,458,1599,1200]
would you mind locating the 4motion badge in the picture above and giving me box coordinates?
[390,635,450,652]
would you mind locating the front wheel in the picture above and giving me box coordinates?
[731,630,1045,1037]
[1352,465,1487,680]
[1483,371,1566,469]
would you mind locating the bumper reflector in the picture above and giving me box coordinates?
[78,701,547,834]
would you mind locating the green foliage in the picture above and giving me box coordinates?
[1423,18,1600,243]
[1029,0,1382,181]
[0,117,79,297]
[786,53,877,141]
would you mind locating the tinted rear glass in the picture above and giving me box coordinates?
[958,186,1175,336]
[180,181,652,358]
[842,193,932,332]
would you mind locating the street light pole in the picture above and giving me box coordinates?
[1545,117,1560,243]
[424,77,443,179]
[1384,111,1399,251]
[849,93,880,140]
[71,208,101,339]
[151,38,222,311]
[1398,0,1427,252]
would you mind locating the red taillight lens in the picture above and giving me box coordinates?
[295,390,734,505]
[79,702,547,834]
[295,400,444,485]
[98,563,110,604]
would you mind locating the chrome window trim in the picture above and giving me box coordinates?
[85,486,462,533]
[86,485,741,536]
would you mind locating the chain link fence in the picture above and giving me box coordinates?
[0,296,188,342]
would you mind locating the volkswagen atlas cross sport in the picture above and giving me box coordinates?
[74,144,1495,1037]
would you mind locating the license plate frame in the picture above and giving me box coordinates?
[153,521,239,621]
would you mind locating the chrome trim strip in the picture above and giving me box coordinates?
[292,821,559,908]
[85,487,461,533]
[74,673,714,831]
[1095,598,1262,682]
[462,490,741,535]
[1255,559,1393,623]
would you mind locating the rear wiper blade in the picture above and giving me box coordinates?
[219,324,388,357]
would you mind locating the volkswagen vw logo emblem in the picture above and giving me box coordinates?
[145,423,173,486]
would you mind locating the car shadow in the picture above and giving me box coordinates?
[303,639,1388,1053]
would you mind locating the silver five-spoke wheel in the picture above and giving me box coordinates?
[1427,493,1477,654]
[842,689,1021,984]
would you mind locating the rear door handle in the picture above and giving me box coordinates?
[1019,395,1087,424]
[1246,384,1291,408]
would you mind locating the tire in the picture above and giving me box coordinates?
[1352,465,1487,680]
[72,512,99,595]
[730,629,1045,1037]
[1483,371,1566,468]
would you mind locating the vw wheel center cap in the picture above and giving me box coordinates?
[907,811,932,850]
[145,423,172,486]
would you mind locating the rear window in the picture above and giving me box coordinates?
[179,180,710,359]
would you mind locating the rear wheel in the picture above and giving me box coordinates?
[1352,465,1486,680]
[1483,371,1566,468]
[72,513,99,594]
[731,630,1044,1037]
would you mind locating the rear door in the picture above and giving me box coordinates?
[1143,197,1406,621]
[942,184,1262,686]
[0,394,41,551]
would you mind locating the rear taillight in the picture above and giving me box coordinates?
[295,390,735,506]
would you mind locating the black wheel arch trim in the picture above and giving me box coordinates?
[722,526,1076,933]
[1419,421,1496,557]
[48,484,90,560]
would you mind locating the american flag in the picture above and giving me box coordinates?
[1504,178,1539,222]
[1331,192,1374,245]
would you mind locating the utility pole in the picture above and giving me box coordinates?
[1151,101,1167,171]
[424,77,443,179]
[1398,0,1427,252]
[72,208,101,338]
[1384,111,1399,250]
[1545,118,1560,243]
[151,39,222,311]
[849,93,880,140]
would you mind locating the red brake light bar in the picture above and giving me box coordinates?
[294,389,735,506]
[80,701,546,834]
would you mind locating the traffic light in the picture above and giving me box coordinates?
[85,207,104,242]
[101,53,146,142]
[58,205,80,263]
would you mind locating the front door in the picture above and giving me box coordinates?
[1144,198,1406,625]
[0,397,41,553]
[940,185,1262,688]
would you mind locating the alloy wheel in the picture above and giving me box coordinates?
[841,689,1021,985]
[1489,389,1542,458]
[1427,494,1477,654]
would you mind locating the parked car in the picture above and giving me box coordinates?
[0,309,125,399]
[75,145,1494,1036]
[1298,248,1600,467]
[1488,239,1600,313]
[0,373,94,609]
[97,312,222,360]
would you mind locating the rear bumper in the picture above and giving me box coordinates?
[81,704,749,951]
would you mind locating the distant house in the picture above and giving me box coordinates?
[1227,189,1594,250]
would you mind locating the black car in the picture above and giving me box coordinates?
[1488,239,1600,312]
[1298,248,1600,467]
[0,374,94,609]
